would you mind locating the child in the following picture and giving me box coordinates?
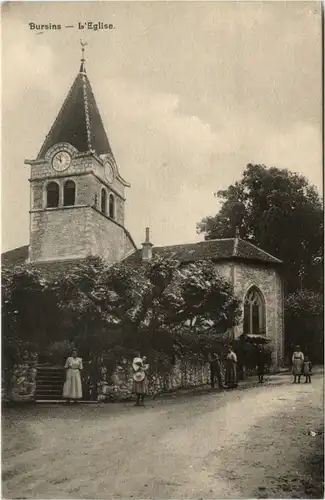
[256,345,266,384]
[303,356,312,384]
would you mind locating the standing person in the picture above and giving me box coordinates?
[63,349,83,403]
[303,356,312,384]
[132,353,149,406]
[292,345,304,383]
[209,351,225,389]
[256,345,266,383]
[225,346,238,389]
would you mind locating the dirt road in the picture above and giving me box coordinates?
[2,374,324,499]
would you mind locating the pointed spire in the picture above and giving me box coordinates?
[80,40,87,74]
[37,42,115,159]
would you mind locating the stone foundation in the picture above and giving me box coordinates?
[8,352,38,402]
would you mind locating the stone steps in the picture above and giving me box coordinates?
[35,365,65,400]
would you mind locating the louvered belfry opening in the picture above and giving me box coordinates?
[46,182,60,208]
[101,188,107,214]
[63,180,76,206]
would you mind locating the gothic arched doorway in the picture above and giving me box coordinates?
[243,286,266,335]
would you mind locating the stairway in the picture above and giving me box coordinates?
[35,365,65,401]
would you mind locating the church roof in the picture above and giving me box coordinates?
[2,237,282,273]
[37,60,114,159]
[1,246,84,277]
[2,245,29,266]
[125,238,282,266]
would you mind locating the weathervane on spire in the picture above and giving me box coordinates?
[80,39,88,73]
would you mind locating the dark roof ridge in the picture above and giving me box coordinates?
[202,237,235,243]
[238,239,282,264]
[153,238,235,250]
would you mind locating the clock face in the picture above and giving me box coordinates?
[104,161,114,183]
[52,151,71,172]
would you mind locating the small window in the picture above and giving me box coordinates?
[46,182,59,208]
[109,194,115,219]
[101,188,107,214]
[63,180,76,206]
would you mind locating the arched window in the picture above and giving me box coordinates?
[101,188,107,214]
[46,182,59,208]
[109,194,115,219]
[63,180,76,206]
[243,287,266,335]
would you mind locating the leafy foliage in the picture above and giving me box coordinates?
[2,256,242,370]
[54,257,242,360]
[197,164,323,293]
[161,261,240,330]
[285,289,324,363]
[2,264,61,366]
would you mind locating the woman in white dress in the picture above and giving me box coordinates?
[63,349,83,403]
[292,345,304,384]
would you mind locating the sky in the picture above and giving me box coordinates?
[1,1,323,253]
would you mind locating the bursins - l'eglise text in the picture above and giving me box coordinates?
[29,23,62,30]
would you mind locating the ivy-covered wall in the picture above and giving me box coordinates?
[5,352,38,402]
[97,357,210,402]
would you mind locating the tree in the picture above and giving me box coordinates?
[2,264,61,365]
[285,289,324,364]
[161,260,241,330]
[2,256,242,387]
[55,256,241,362]
[197,164,323,293]
[1,264,62,398]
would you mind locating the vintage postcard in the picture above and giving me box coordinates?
[1,1,324,499]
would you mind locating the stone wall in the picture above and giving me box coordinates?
[212,260,284,369]
[29,206,92,262]
[232,262,283,368]
[90,209,135,264]
[6,352,38,402]
[90,175,125,226]
[97,358,210,402]
[28,145,133,264]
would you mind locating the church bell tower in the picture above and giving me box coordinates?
[25,44,136,264]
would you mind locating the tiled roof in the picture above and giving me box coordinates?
[37,66,114,159]
[1,237,282,277]
[125,238,282,266]
[1,246,87,280]
[234,238,282,264]
[1,245,29,266]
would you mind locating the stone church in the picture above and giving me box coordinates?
[2,52,285,378]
